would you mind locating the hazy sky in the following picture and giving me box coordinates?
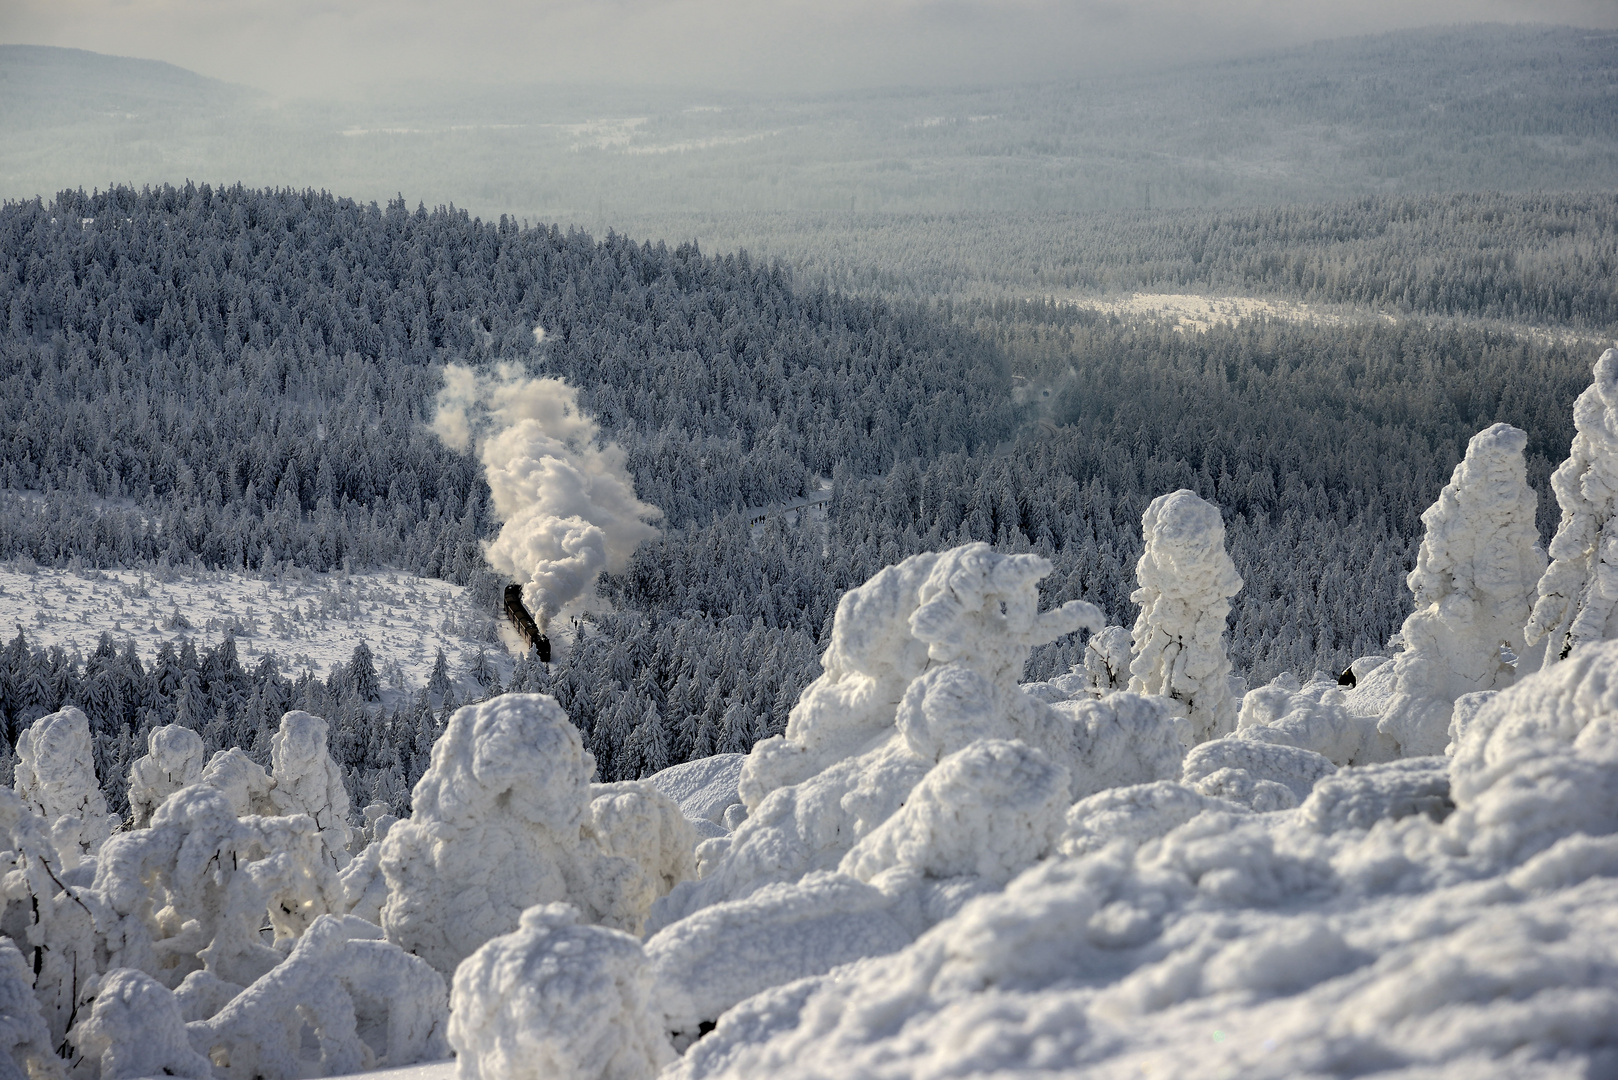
[3,0,1615,97]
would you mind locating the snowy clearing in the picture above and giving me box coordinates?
[0,561,504,696]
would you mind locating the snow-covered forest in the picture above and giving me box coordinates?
[2,148,1618,1078]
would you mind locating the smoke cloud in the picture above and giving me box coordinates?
[433,359,661,627]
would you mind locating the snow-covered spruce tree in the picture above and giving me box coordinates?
[14,706,119,869]
[127,724,206,828]
[1127,490,1243,743]
[268,711,354,869]
[1526,347,1618,668]
[1378,423,1546,755]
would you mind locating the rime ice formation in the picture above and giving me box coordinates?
[379,694,694,976]
[1128,490,1244,743]
[665,637,1618,1080]
[653,543,1108,931]
[841,739,1069,887]
[449,903,672,1080]
[68,969,213,1080]
[1527,348,1618,666]
[0,936,62,1080]
[94,785,343,989]
[433,364,660,623]
[1083,624,1134,695]
[268,711,354,867]
[1380,423,1546,755]
[191,915,448,1080]
[13,706,117,868]
[1236,672,1392,767]
[127,724,206,828]
[642,545,1152,1031]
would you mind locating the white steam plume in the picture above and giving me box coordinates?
[433,360,661,626]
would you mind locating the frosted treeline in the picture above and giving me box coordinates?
[8,348,1618,1079]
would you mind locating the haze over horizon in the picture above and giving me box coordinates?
[3,0,1616,98]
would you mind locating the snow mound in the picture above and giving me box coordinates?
[1181,736,1337,810]
[1128,490,1244,743]
[646,872,912,1036]
[1235,671,1392,766]
[0,936,61,1080]
[448,903,671,1080]
[192,914,448,1080]
[841,739,1068,887]
[644,753,745,827]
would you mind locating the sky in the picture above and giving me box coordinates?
[2,0,1615,98]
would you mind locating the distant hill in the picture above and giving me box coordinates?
[1,25,1613,217]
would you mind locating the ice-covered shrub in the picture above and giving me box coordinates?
[126,724,205,828]
[68,969,212,1080]
[198,747,276,817]
[653,543,1102,927]
[93,785,342,989]
[14,706,118,868]
[191,914,449,1080]
[379,694,689,976]
[1526,347,1618,667]
[1128,490,1244,743]
[449,903,671,1080]
[1380,423,1545,755]
[0,937,62,1080]
[1082,624,1133,695]
[0,786,98,1050]
[268,711,354,868]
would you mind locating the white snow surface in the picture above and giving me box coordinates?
[0,561,506,699]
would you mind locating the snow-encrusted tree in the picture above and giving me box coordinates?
[1526,347,1618,667]
[1378,423,1546,755]
[1128,489,1243,743]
